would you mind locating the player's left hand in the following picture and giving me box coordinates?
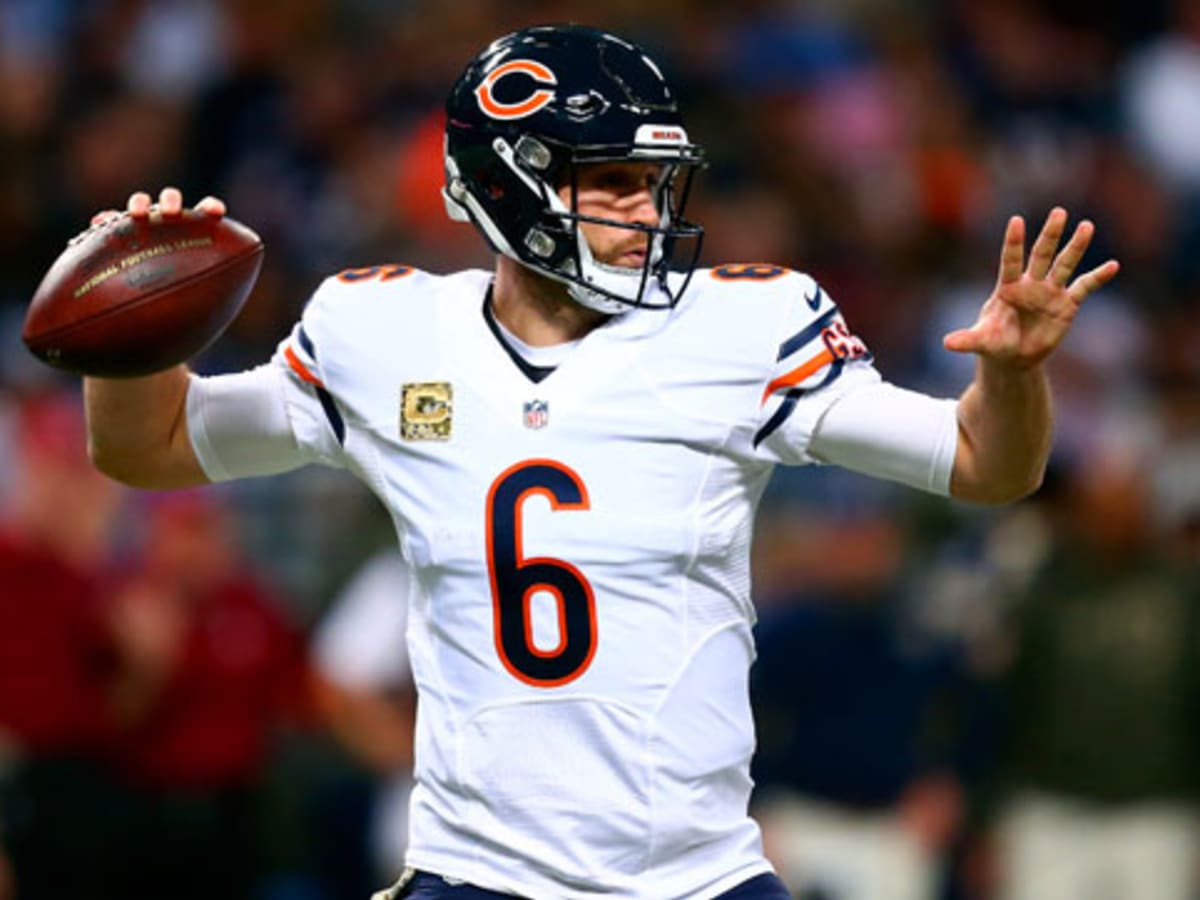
[943,208,1120,368]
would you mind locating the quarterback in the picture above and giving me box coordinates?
[83,25,1117,900]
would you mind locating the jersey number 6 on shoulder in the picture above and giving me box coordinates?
[486,460,597,687]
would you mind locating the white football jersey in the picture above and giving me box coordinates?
[206,263,950,898]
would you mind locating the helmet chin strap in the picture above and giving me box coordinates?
[566,230,666,315]
[566,271,645,316]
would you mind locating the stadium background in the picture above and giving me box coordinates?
[1,1,1198,898]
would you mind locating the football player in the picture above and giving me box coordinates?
[81,24,1118,900]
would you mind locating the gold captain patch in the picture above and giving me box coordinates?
[401,382,453,441]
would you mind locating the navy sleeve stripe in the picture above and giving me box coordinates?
[753,358,845,448]
[315,386,346,446]
[777,307,838,361]
[298,325,317,360]
[295,325,345,446]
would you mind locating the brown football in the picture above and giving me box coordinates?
[22,209,264,377]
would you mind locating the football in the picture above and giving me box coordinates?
[22,209,264,377]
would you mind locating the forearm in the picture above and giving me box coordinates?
[950,358,1052,504]
[84,365,208,488]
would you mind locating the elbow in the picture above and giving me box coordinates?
[952,466,1045,506]
[87,435,148,487]
[87,435,179,490]
[83,369,202,490]
[984,472,1044,505]
[1017,466,1047,501]
[949,424,1049,505]
[87,434,122,482]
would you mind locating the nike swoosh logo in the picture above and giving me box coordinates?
[805,284,823,310]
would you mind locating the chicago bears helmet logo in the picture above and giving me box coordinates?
[475,59,558,120]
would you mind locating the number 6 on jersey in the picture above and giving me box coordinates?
[486,460,597,687]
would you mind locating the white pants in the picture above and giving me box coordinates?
[997,792,1199,900]
[755,793,939,900]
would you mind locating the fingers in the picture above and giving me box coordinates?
[1026,207,1067,280]
[130,187,183,217]
[998,215,1025,285]
[122,188,226,221]
[1049,219,1095,287]
[1003,208,1119,301]
[158,187,184,216]
[127,190,152,219]
[1035,209,1119,301]
[195,195,226,217]
[942,326,984,355]
[1067,259,1121,303]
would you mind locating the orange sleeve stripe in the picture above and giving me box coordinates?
[285,345,324,388]
[760,348,834,405]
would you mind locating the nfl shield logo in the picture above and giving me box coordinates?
[523,399,549,430]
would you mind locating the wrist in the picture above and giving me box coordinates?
[976,354,1047,390]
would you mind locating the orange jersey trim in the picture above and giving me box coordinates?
[284,345,324,388]
[760,348,834,405]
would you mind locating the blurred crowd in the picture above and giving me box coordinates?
[1,0,1198,898]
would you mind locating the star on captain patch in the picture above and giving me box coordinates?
[401,382,452,441]
[523,399,549,430]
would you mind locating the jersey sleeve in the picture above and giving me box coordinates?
[808,383,959,495]
[749,272,959,494]
[751,273,883,465]
[268,288,349,464]
[186,278,349,482]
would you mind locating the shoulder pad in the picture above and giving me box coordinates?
[695,265,832,312]
[332,264,423,285]
[305,264,434,313]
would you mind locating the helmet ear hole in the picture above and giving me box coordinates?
[475,159,509,200]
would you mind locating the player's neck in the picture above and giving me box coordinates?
[491,256,608,347]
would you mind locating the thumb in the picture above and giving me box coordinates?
[943,327,984,354]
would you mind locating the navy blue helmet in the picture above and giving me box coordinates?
[444,24,704,314]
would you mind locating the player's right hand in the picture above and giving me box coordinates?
[89,187,226,227]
